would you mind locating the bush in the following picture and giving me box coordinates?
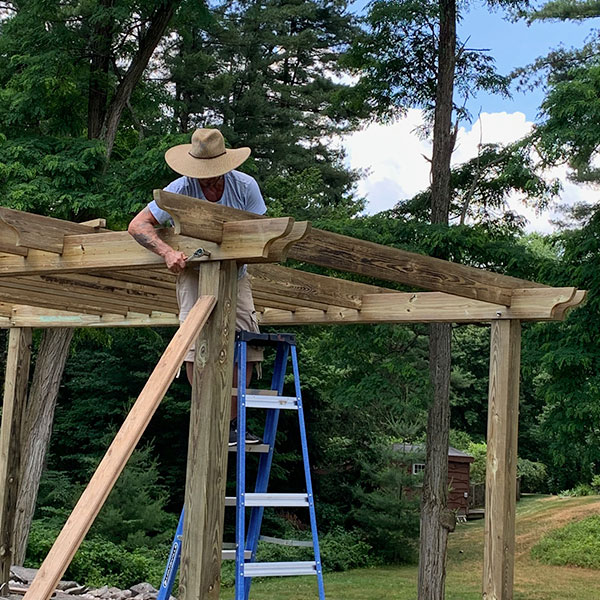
[532,515,600,569]
[560,483,595,497]
[517,458,549,493]
[26,521,166,588]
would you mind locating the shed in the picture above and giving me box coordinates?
[393,443,475,515]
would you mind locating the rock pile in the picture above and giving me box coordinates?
[2,567,174,600]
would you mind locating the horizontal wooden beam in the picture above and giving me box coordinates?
[0,207,99,254]
[155,190,547,306]
[0,304,179,328]
[257,287,586,324]
[0,218,296,277]
[248,264,390,310]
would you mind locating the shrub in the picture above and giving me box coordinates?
[26,521,166,588]
[517,458,549,493]
[532,515,600,569]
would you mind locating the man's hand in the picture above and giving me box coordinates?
[164,249,187,273]
[128,207,188,274]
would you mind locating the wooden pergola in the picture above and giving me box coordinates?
[0,191,586,600]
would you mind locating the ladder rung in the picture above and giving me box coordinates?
[242,561,317,577]
[228,443,270,453]
[225,493,309,507]
[222,549,252,560]
[245,395,298,409]
[231,388,279,397]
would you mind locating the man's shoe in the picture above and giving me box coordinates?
[229,419,262,446]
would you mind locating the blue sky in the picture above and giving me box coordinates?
[350,0,600,121]
[344,2,600,229]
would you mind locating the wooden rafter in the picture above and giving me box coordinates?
[156,190,547,306]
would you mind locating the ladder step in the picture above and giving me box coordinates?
[225,493,309,507]
[228,443,270,454]
[231,388,279,397]
[242,561,317,577]
[222,549,252,560]
[245,395,298,409]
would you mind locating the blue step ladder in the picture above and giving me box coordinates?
[157,331,325,600]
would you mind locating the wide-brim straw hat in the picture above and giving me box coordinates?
[165,128,251,179]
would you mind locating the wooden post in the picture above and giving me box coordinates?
[483,320,521,600]
[180,261,238,600]
[0,328,32,594]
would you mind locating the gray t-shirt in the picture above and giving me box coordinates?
[147,170,267,277]
[147,170,266,224]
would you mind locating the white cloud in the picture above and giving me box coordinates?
[343,110,599,232]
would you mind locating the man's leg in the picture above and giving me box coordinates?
[178,268,264,442]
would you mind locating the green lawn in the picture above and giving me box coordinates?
[223,495,600,600]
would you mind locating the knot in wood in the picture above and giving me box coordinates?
[439,508,456,532]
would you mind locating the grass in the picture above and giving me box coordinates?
[531,514,600,569]
[222,495,600,600]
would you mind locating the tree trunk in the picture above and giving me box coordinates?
[87,0,115,139]
[418,1,457,599]
[102,0,179,160]
[12,328,74,565]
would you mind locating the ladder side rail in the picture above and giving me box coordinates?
[235,341,249,600]
[291,345,326,600]
[243,342,290,600]
[157,508,185,600]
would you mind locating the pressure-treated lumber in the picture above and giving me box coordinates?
[22,295,216,600]
[248,264,390,310]
[256,287,585,324]
[0,207,99,254]
[180,261,238,600]
[483,320,521,600]
[0,328,32,595]
[0,218,296,277]
[155,189,547,305]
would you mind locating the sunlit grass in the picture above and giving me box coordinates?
[223,495,600,600]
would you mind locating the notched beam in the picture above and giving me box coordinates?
[0,207,99,254]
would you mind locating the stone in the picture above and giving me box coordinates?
[88,585,109,597]
[9,566,38,584]
[129,583,157,596]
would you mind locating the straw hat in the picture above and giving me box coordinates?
[165,128,251,179]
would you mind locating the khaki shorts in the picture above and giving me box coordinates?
[177,268,264,364]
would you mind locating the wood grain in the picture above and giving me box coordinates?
[0,328,32,595]
[154,189,547,305]
[0,207,98,254]
[483,320,521,600]
[22,296,216,600]
[180,261,237,600]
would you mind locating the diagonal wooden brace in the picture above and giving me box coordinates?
[22,295,216,600]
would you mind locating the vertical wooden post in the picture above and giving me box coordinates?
[483,320,521,600]
[180,261,238,600]
[0,328,32,594]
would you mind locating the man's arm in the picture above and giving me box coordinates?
[128,207,187,273]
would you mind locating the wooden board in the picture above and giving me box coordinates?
[256,287,584,324]
[22,295,217,600]
[180,261,238,600]
[483,320,521,600]
[0,328,32,594]
[155,189,548,305]
[0,207,99,254]
[0,219,297,277]
[248,264,390,310]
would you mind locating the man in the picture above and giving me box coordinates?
[128,128,265,444]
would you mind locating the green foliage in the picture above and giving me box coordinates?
[351,440,421,564]
[345,0,522,123]
[26,521,165,588]
[531,515,600,569]
[466,442,488,485]
[517,458,549,493]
